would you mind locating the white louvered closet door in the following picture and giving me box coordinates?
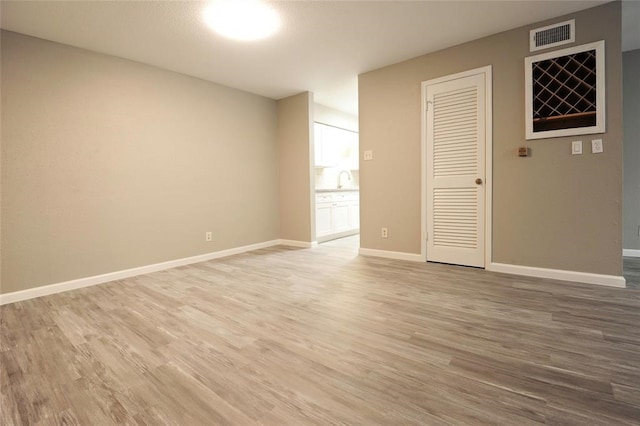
[426,73,485,267]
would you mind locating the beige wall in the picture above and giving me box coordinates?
[1,30,280,294]
[277,92,315,242]
[623,49,640,251]
[359,2,623,276]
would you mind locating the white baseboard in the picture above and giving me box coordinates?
[278,239,317,248]
[4,241,627,305]
[359,247,424,262]
[488,263,626,288]
[623,249,640,258]
[0,239,282,306]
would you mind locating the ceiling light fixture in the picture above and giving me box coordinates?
[203,0,281,41]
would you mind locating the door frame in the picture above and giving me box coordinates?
[420,65,493,266]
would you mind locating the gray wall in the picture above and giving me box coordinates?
[623,49,640,252]
[277,92,315,243]
[359,2,623,276]
[1,30,280,294]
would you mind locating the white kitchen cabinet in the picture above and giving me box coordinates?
[349,200,360,229]
[314,123,338,167]
[315,191,360,242]
[314,123,358,169]
[316,202,333,236]
[334,203,350,232]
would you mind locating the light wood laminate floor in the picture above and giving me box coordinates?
[624,256,640,289]
[2,239,640,425]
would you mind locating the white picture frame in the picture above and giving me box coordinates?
[525,40,605,140]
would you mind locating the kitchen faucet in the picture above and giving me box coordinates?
[337,170,351,189]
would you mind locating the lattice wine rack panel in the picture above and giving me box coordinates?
[532,49,597,132]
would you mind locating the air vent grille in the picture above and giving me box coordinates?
[530,19,575,52]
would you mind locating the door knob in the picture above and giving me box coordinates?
[475,178,483,185]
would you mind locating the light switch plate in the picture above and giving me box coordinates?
[363,150,373,161]
[591,139,603,153]
[571,141,582,155]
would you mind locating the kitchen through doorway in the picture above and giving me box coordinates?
[313,105,360,245]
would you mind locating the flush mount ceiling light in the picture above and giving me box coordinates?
[203,0,281,41]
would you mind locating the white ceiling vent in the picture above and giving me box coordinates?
[530,19,575,52]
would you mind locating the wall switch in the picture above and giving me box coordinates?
[364,150,373,161]
[591,139,603,153]
[205,231,212,242]
[381,227,388,238]
[571,141,582,155]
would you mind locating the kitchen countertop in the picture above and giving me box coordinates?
[315,188,359,193]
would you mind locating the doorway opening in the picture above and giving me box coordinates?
[313,105,360,245]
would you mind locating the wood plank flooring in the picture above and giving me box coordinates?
[2,237,640,425]
[624,256,640,289]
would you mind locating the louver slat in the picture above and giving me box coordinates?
[433,188,477,249]
[433,88,478,178]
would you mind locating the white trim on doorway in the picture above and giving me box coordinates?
[420,65,493,266]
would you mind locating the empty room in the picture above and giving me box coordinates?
[2,0,640,424]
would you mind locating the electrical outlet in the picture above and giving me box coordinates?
[381,227,388,239]
[591,139,603,153]
[364,150,373,161]
[205,231,212,242]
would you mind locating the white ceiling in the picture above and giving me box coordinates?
[1,0,637,116]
